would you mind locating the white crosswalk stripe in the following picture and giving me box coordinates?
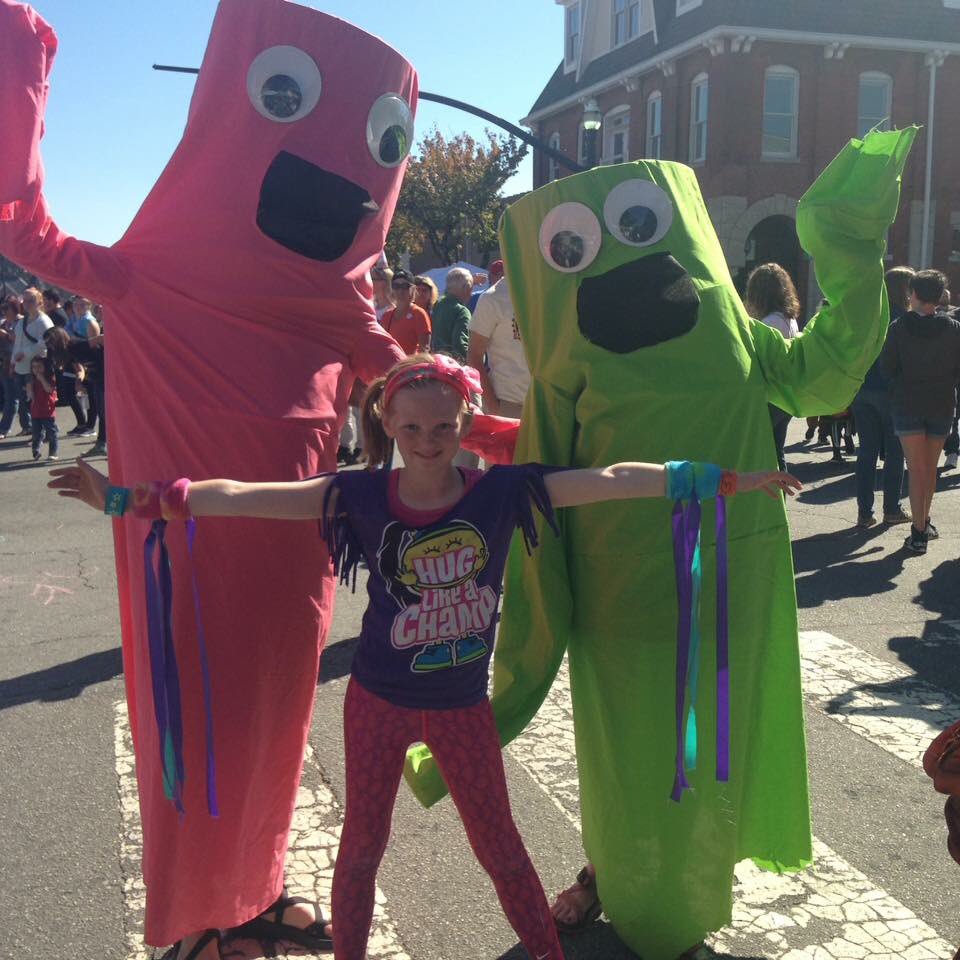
[800,629,959,770]
[508,639,956,960]
[113,701,410,960]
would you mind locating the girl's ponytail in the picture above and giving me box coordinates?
[360,377,391,468]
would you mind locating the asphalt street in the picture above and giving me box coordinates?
[1,418,959,960]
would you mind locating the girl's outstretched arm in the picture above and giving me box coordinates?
[544,462,801,509]
[48,458,334,520]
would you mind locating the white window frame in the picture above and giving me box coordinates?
[564,2,581,71]
[612,0,642,47]
[676,0,703,13]
[857,72,893,138]
[646,91,662,159]
[602,106,631,164]
[547,132,562,182]
[761,66,799,159]
[689,73,709,165]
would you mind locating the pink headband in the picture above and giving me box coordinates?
[382,355,483,410]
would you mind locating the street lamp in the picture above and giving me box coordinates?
[581,97,602,168]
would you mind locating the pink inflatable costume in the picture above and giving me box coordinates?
[0,0,417,944]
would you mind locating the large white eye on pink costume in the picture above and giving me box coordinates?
[247,46,323,122]
[367,94,414,167]
[539,202,602,273]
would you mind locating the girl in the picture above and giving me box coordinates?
[49,353,799,960]
[28,354,58,461]
[744,263,801,471]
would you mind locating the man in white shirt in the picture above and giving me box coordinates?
[468,271,530,418]
[9,287,53,435]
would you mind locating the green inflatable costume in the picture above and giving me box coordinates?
[406,129,916,958]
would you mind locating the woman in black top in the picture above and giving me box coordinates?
[880,269,960,553]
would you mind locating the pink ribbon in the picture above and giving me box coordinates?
[383,355,483,409]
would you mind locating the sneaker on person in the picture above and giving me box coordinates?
[925,519,939,540]
[81,442,107,458]
[46,454,59,462]
[945,452,959,470]
[67,425,88,436]
[883,508,911,525]
[18,428,31,436]
[32,450,41,461]
[856,513,877,529]
[78,429,96,438]
[904,526,928,554]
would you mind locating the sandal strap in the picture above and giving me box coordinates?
[575,865,595,889]
[180,930,220,960]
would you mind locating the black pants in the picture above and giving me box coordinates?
[944,387,959,457]
[57,372,86,429]
[769,404,791,472]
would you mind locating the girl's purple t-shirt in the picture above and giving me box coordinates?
[324,463,559,710]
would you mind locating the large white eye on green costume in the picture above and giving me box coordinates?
[539,202,602,273]
[247,46,323,122]
[367,94,414,167]
[603,180,673,247]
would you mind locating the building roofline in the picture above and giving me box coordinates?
[522,24,960,126]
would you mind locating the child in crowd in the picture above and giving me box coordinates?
[49,353,798,960]
[28,355,58,461]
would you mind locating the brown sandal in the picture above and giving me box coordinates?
[552,866,602,933]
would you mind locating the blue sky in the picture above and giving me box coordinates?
[29,0,563,247]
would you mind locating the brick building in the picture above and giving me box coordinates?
[525,0,960,310]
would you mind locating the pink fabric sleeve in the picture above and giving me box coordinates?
[0,0,129,302]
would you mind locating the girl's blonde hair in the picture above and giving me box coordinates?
[360,353,473,469]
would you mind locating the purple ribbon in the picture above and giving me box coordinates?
[715,495,730,782]
[670,493,731,801]
[671,497,701,802]
[144,520,185,814]
[186,519,219,817]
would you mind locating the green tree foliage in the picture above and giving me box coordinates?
[386,127,527,265]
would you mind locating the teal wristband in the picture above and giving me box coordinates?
[104,485,130,517]
[692,462,722,499]
[665,461,694,500]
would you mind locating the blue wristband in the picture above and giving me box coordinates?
[692,462,722,499]
[665,461,722,500]
[104,485,130,517]
[665,461,694,500]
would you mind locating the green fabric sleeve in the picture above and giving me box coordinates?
[754,128,917,416]
[403,378,577,807]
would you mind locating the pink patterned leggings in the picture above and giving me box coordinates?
[332,678,563,960]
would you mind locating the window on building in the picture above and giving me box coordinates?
[676,0,703,13]
[613,0,642,45]
[578,124,594,167]
[603,108,630,164]
[689,73,708,164]
[646,92,662,159]
[762,66,799,158]
[565,3,581,66]
[858,73,892,138]
[547,132,562,182]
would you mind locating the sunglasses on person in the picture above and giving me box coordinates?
[391,282,411,290]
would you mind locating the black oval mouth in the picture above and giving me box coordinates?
[256,150,380,262]
[577,252,700,354]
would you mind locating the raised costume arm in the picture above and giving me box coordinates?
[0,1,130,302]
[404,377,578,806]
[753,128,917,415]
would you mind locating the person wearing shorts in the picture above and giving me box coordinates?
[881,269,960,553]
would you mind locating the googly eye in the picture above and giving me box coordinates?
[367,94,414,167]
[247,46,322,123]
[602,179,674,247]
[538,202,602,273]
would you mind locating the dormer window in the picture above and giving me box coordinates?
[676,0,703,13]
[565,2,581,67]
[613,0,643,46]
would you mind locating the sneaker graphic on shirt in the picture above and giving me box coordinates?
[411,642,455,672]
[454,634,488,665]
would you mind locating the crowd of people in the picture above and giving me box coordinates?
[0,285,107,459]
[744,262,960,554]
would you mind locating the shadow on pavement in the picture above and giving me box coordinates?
[0,646,123,709]
[792,525,905,608]
[318,635,359,685]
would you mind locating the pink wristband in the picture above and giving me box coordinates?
[130,479,192,520]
